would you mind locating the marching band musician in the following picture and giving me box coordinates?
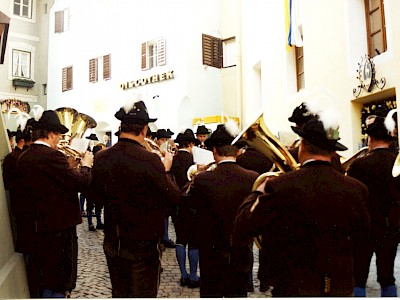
[88,100,181,297]
[347,115,400,297]
[233,109,370,297]
[169,129,201,288]
[195,125,211,149]
[15,110,94,298]
[187,122,259,297]
[288,102,344,173]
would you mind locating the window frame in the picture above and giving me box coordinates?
[89,54,111,83]
[364,0,387,57]
[141,38,166,71]
[55,8,70,33]
[202,34,222,69]
[12,49,31,79]
[13,0,33,19]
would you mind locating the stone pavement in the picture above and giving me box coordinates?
[70,217,400,298]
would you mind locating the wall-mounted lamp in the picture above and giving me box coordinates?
[0,11,10,64]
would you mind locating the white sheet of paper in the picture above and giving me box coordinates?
[70,138,90,154]
[192,146,214,165]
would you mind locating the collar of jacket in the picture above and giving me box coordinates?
[118,138,142,146]
[301,160,332,168]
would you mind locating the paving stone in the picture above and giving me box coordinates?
[70,217,400,298]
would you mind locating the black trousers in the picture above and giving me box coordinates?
[25,226,78,297]
[354,236,398,288]
[104,238,161,298]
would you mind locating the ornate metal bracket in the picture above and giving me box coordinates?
[353,55,386,98]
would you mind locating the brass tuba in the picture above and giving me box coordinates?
[55,107,97,159]
[232,113,299,249]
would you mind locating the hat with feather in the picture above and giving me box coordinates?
[30,105,68,134]
[366,112,395,142]
[291,107,348,151]
[115,98,157,124]
[204,117,241,149]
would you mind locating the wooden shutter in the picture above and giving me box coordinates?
[55,10,64,33]
[89,58,98,82]
[295,47,305,91]
[156,38,166,66]
[141,42,148,70]
[62,66,72,92]
[202,34,222,68]
[103,54,111,80]
[365,0,387,57]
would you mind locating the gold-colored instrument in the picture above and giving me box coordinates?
[55,107,97,159]
[341,146,369,173]
[142,137,163,158]
[392,152,400,177]
[232,113,299,249]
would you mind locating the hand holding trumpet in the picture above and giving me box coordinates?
[80,151,94,168]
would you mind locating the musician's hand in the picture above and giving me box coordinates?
[163,151,174,172]
[80,151,94,168]
[68,156,79,169]
[255,177,268,193]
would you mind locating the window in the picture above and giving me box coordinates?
[202,34,236,69]
[89,54,111,83]
[141,38,165,70]
[55,8,70,33]
[12,49,31,78]
[13,0,32,18]
[62,66,73,92]
[364,0,386,57]
[295,46,305,91]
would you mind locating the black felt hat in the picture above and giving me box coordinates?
[166,129,174,136]
[366,116,393,141]
[115,100,157,124]
[156,129,172,139]
[288,102,314,125]
[196,125,211,135]
[204,124,239,149]
[7,129,15,138]
[86,133,99,141]
[291,116,347,151]
[175,129,200,145]
[33,110,69,134]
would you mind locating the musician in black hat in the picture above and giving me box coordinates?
[347,115,400,297]
[15,110,94,298]
[169,129,200,288]
[187,121,259,297]
[88,99,181,297]
[195,125,211,149]
[234,111,370,297]
[7,129,15,149]
[288,102,344,173]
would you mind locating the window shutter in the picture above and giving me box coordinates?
[365,0,387,57]
[62,66,72,92]
[141,42,148,70]
[89,58,98,82]
[156,38,166,66]
[103,54,111,80]
[202,34,222,68]
[55,10,64,33]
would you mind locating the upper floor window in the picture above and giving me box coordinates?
[13,0,32,19]
[62,66,73,92]
[141,38,165,70]
[364,0,386,57]
[55,8,70,33]
[12,49,31,78]
[89,54,111,83]
[202,34,236,69]
[295,46,305,91]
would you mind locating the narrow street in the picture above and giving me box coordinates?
[71,217,400,298]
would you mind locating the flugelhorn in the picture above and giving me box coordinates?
[341,146,369,173]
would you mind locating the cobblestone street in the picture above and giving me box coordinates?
[70,217,400,298]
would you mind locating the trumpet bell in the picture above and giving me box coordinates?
[341,146,369,172]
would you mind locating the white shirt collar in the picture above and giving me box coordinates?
[34,141,51,148]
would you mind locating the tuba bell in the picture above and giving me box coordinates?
[232,113,299,249]
[55,107,97,159]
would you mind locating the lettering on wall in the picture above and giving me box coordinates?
[120,70,174,90]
